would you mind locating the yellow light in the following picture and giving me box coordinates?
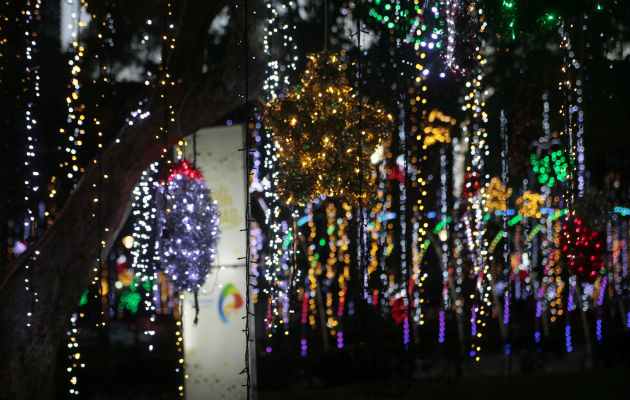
[121,235,134,249]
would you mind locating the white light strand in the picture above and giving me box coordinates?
[464,2,490,362]
[22,0,42,328]
[260,0,298,339]
[442,0,460,73]
[558,19,586,199]
[131,162,160,346]
[66,313,84,396]
[60,0,89,184]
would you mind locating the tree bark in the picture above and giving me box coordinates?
[0,1,258,397]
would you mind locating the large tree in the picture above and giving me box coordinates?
[0,0,258,397]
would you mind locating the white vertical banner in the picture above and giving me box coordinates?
[180,125,253,399]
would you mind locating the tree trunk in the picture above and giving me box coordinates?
[0,1,257,397]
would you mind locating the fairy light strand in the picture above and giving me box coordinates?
[259,0,299,343]
[60,0,89,184]
[463,1,490,362]
[21,0,43,328]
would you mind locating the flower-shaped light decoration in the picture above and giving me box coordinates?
[516,190,545,218]
[530,149,570,188]
[157,159,220,293]
[484,176,512,214]
[262,51,393,206]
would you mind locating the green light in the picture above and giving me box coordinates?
[489,231,505,253]
[384,243,395,257]
[282,231,293,250]
[319,238,326,246]
[419,239,431,257]
[78,289,89,307]
[119,291,141,314]
[433,217,452,233]
[142,278,152,293]
[527,224,543,242]
[509,215,523,226]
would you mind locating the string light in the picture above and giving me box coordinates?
[66,313,84,396]
[259,0,298,342]
[367,0,443,50]
[461,1,490,362]
[20,0,43,328]
[558,19,586,200]
[443,0,460,73]
[131,162,160,346]
[60,0,89,184]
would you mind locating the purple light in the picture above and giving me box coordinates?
[598,276,607,306]
[565,325,573,352]
[471,308,477,337]
[265,346,272,353]
[300,339,308,356]
[503,293,511,325]
[438,310,446,343]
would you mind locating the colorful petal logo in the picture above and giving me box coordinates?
[218,283,243,323]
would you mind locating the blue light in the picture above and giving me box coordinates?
[378,212,397,222]
[297,215,312,227]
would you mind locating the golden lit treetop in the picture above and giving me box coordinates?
[262,51,393,206]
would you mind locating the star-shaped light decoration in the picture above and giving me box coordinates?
[262,51,393,206]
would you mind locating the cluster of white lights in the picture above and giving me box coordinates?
[259,0,298,339]
[131,162,160,339]
[442,0,460,73]
[157,170,220,294]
